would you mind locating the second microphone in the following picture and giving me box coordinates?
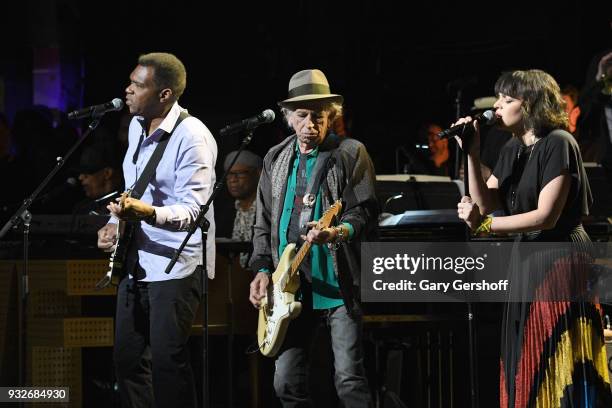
[220,109,275,136]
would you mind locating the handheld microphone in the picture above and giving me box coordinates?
[219,109,275,136]
[437,110,496,140]
[68,98,124,120]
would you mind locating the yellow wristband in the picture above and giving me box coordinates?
[474,215,492,234]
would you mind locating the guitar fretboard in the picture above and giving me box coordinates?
[290,242,311,276]
[278,200,342,292]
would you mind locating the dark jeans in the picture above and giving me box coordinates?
[114,268,202,408]
[273,304,373,408]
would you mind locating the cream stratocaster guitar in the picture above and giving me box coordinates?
[95,191,135,290]
[257,200,342,357]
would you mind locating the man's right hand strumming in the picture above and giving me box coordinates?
[97,223,117,252]
[249,272,270,308]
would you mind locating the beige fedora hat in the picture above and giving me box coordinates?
[278,69,343,108]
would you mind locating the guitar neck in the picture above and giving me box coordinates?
[289,241,312,278]
[282,200,342,285]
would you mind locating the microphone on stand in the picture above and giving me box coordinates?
[68,98,124,120]
[219,109,275,136]
[437,110,497,140]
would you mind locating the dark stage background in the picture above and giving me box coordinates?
[1,0,610,174]
[0,1,610,407]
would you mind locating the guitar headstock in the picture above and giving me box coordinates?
[315,200,343,229]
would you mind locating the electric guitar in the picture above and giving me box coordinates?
[257,200,342,357]
[95,191,135,290]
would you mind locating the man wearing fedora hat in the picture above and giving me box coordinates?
[248,69,377,407]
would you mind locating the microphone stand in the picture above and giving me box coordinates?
[447,80,479,408]
[406,175,425,210]
[459,126,479,408]
[164,130,256,408]
[0,115,103,402]
[453,88,463,180]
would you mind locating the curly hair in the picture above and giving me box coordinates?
[494,69,569,135]
[138,52,187,99]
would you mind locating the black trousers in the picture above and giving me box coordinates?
[114,268,202,408]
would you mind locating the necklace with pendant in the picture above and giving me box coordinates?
[517,138,540,161]
[512,139,540,210]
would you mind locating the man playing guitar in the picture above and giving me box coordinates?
[248,69,378,407]
[97,52,217,408]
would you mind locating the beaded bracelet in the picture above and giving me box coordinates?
[335,225,347,242]
[327,225,348,251]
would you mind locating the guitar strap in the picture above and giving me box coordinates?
[130,110,190,199]
[297,150,335,238]
[296,133,341,238]
[124,111,189,280]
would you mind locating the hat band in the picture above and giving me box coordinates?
[287,83,331,99]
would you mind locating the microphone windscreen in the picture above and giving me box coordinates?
[480,110,496,125]
[111,98,124,110]
[261,109,275,123]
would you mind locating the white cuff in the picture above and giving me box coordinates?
[152,206,170,226]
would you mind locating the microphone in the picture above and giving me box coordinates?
[437,110,497,140]
[68,98,124,120]
[219,109,275,136]
[40,177,78,203]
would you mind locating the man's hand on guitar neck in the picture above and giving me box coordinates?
[301,221,350,245]
[108,194,156,223]
[97,224,117,252]
[249,272,270,308]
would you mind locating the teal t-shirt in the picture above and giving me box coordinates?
[278,143,345,309]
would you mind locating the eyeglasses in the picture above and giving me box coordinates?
[227,170,253,180]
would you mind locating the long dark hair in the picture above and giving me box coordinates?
[494,69,569,135]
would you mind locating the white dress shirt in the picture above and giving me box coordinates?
[111,102,217,281]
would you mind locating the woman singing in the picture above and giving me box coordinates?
[455,69,611,407]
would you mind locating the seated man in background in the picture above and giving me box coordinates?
[561,85,581,134]
[74,139,124,214]
[423,122,449,176]
[396,122,449,176]
[222,149,262,268]
[577,49,612,165]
